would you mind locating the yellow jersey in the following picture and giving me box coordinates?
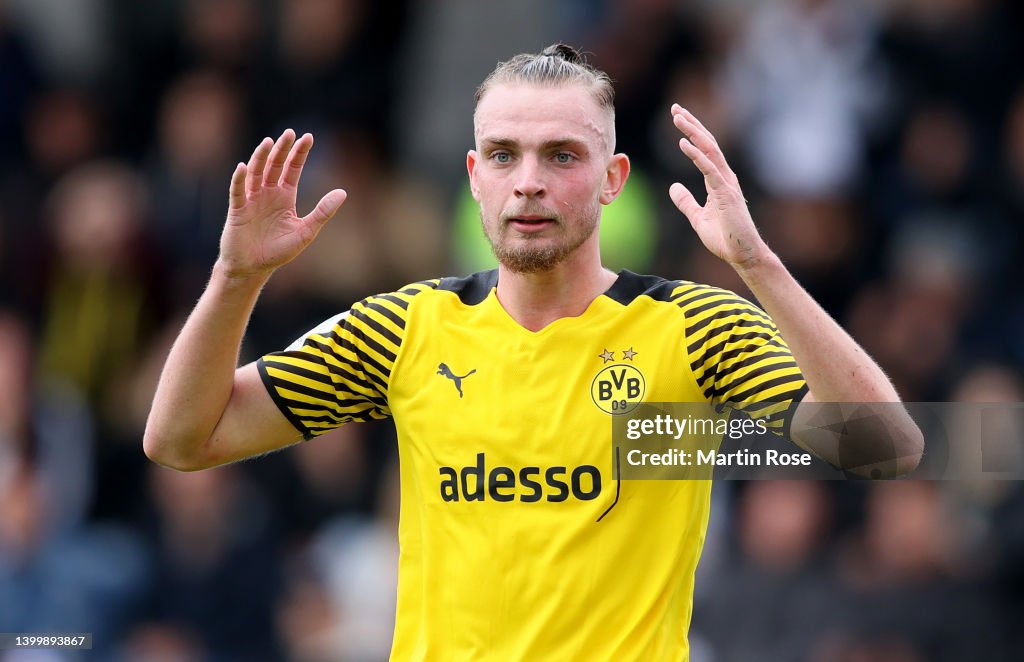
[258,270,807,661]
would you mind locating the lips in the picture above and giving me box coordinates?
[507,215,556,233]
[508,219,554,233]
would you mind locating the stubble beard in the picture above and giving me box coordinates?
[481,206,599,274]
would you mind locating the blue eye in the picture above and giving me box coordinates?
[493,151,511,164]
[555,152,573,164]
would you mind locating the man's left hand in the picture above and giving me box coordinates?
[668,104,770,270]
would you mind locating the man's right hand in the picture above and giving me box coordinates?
[219,129,347,278]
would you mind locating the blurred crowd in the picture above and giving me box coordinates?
[1,0,1023,660]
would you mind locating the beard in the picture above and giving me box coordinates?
[481,203,600,274]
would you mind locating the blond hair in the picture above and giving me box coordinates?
[475,44,616,150]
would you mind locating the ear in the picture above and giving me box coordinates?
[467,150,480,201]
[600,153,630,205]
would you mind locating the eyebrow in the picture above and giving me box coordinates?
[481,137,589,151]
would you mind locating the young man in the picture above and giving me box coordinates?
[145,44,921,659]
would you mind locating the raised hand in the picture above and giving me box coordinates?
[668,105,769,270]
[219,129,347,278]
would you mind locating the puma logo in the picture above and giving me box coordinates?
[437,363,476,398]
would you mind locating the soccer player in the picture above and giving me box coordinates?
[145,44,922,659]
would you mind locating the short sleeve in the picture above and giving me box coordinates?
[257,282,437,439]
[675,283,808,436]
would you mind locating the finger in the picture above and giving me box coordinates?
[680,107,717,147]
[670,106,717,146]
[300,189,347,230]
[282,133,314,189]
[246,137,273,195]
[673,113,738,188]
[229,162,247,209]
[264,129,296,187]
[671,105,742,189]
[678,136,728,190]
[669,182,704,222]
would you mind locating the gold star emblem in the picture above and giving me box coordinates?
[599,349,615,363]
[622,347,638,361]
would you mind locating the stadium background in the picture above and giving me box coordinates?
[2,0,1023,659]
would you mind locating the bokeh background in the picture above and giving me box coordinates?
[2,0,1024,659]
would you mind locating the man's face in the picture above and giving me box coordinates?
[468,82,623,273]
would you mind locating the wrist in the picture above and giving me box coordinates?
[212,259,274,289]
[730,244,779,275]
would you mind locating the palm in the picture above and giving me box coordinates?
[220,129,346,277]
[667,106,767,268]
[225,182,305,271]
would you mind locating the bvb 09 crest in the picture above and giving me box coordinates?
[591,364,646,415]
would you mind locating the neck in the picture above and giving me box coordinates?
[495,248,617,332]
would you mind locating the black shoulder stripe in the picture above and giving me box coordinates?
[349,307,402,348]
[672,286,725,308]
[377,293,410,310]
[363,300,406,330]
[437,270,498,306]
[325,331,389,389]
[282,375,388,410]
[603,270,678,305]
[683,297,772,324]
[686,318,779,357]
[270,378,343,409]
[257,360,313,439]
[337,316,398,364]
[693,346,795,394]
[670,282,714,299]
[675,291,733,311]
[301,339,384,394]
[685,305,774,340]
[278,395,382,421]
[721,373,806,404]
[708,359,800,401]
[258,279,441,438]
[264,357,336,390]
[276,397,342,419]
[712,342,790,372]
[676,291,769,319]
[693,330,780,369]
[399,282,438,296]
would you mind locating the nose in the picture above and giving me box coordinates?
[513,158,545,199]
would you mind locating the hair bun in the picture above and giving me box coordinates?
[540,43,583,64]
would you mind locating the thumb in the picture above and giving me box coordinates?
[302,189,347,229]
[669,182,704,232]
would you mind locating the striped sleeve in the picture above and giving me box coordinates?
[257,280,439,439]
[673,282,808,436]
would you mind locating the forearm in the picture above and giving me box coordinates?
[734,252,922,476]
[144,261,270,468]
[735,252,897,402]
[666,106,920,474]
